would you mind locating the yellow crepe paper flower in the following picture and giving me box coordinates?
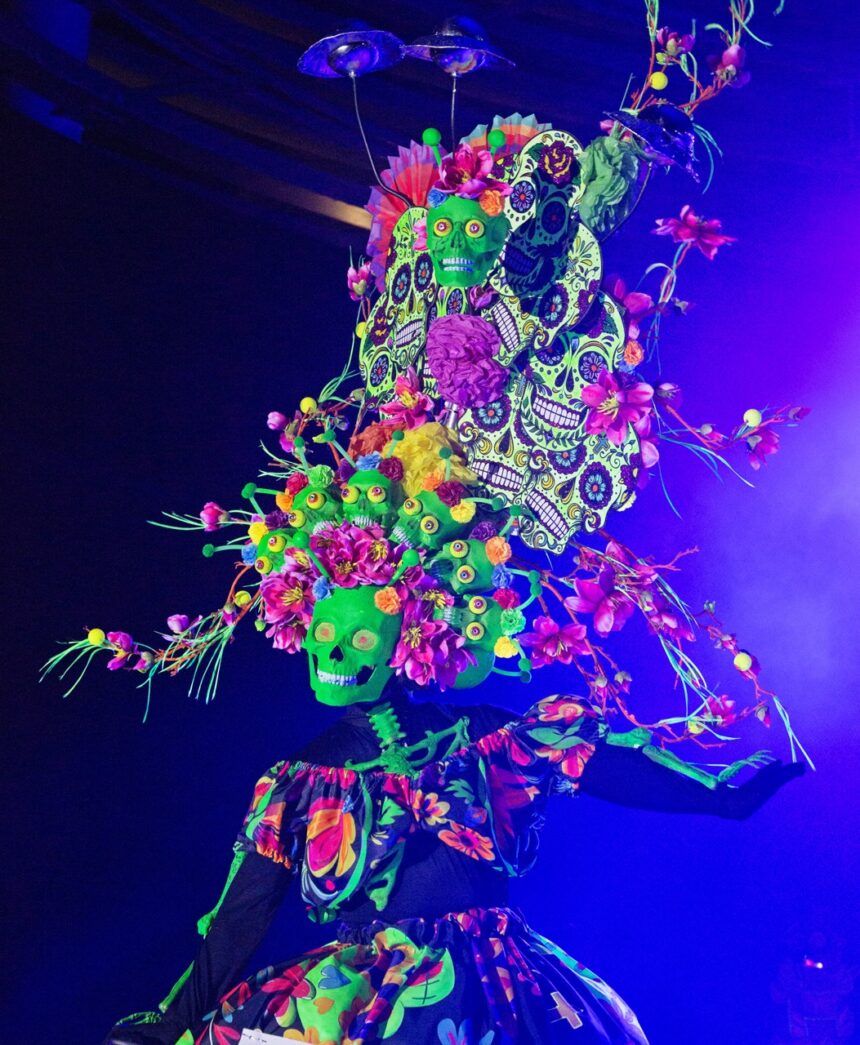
[392,422,476,497]
[248,521,268,545]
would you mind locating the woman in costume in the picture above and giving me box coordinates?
[42,11,811,1045]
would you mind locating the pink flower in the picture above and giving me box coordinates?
[581,369,654,447]
[708,44,750,88]
[166,614,190,634]
[426,314,508,408]
[106,630,137,671]
[200,501,228,532]
[564,569,635,636]
[604,275,654,340]
[379,367,434,429]
[705,695,737,727]
[492,588,520,609]
[655,381,683,408]
[311,522,396,588]
[653,205,736,260]
[391,601,474,689]
[260,572,314,625]
[634,412,660,469]
[643,593,694,642]
[520,616,589,668]
[747,427,779,470]
[285,472,309,495]
[435,144,512,200]
[347,261,373,301]
[266,411,288,431]
[412,217,427,251]
[656,27,695,57]
[266,619,307,654]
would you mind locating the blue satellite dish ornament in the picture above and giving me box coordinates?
[604,103,700,180]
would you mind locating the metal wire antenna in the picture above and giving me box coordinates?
[350,72,412,208]
[450,72,458,149]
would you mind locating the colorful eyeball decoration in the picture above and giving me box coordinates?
[449,540,469,559]
[352,628,379,652]
[402,498,422,516]
[468,595,488,614]
[305,491,327,510]
[314,621,336,642]
[433,217,452,237]
[341,485,360,505]
[267,534,286,552]
[420,515,440,534]
[465,218,485,238]
[465,621,486,641]
[456,564,476,584]
[288,509,306,528]
[367,485,387,504]
[255,556,272,575]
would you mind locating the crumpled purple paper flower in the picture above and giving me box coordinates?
[426,314,508,409]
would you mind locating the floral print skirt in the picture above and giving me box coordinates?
[194,907,647,1044]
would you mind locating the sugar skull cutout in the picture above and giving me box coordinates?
[427,195,510,288]
[340,469,404,529]
[305,585,402,706]
[391,491,468,551]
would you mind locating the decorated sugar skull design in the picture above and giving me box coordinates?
[340,468,403,529]
[429,538,494,594]
[286,473,342,535]
[254,528,294,576]
[442,595,505,689]
[391,491,470,551]
[427,195,510,288]
[304,585,403,706]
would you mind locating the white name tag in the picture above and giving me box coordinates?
[239,1031,286,1044]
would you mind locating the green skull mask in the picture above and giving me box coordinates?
[340,469,403,529]
[305,586,402,706]
[429,538,494,594]
[427,195,510,288]
[254,528,294,576]
[442,595,505,689]
[391,491,467,552]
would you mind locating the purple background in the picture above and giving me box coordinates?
[3,5,860,1042]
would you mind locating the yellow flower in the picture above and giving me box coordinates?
[450,500,476,523]
[248,521,268,544]
[392,422,476,496]
[494,636,519,659]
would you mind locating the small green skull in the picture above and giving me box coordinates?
[254,528,294,576]
[286,479,342,535]
[340,469,403,529]
[391,491,466,552]
[305,586,402,706]
[441,594,505,689]
[429,538,494,594]
[427,195,510,288]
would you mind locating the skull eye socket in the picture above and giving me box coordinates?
[420,515,440,534]
[314,621,336,643]
[450,540,469,558]
[255,556,272,575]
[465,219,485,238]
[403,498,422,516]
[456,565,476,583]
[468,595,488,614]
[341,485,360,504]
[305,491,326,510]
[466,622,486,640]
[267,534,286,552]
[288,509,306,528]
[367,485,387,504]
[352,628,379,652]
[433,218,452,237]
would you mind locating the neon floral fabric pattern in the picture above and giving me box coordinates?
[195,906,648,1044]
[238,696,607,918]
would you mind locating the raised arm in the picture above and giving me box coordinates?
[578,735,805,819]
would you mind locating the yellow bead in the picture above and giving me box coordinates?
[649,71,669,90]
[688,719,706,735]
[87,628,106,646]
[234,590,252,608]
[355,321,367,339]
[743,408,763,429]
[299,396,317,414]
[733,651,753,672]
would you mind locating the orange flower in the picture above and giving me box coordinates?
[422,472,443,491]
[485,536,512,565]
[276,490,294,512]
[438,822,494,861]
[412,789,451,826]
[374,587,402,615]
[479,188,504,216]
[349,420,401,458]
[624,338,645,366]
[306,798,357,878]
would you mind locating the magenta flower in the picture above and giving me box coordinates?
[564,569,635,636]
[266,619,307,654]
[655,381,683,408]
[379,367,434,429]
[200,501,228,532]
[656,27,695,58]
[643,593,694,642]
[634,412,660,469]
[435,144,511,200]
[346,261,373,301]
[166,614,190,634]
[412,217,427,251]
[426,314,509,408]
[747,427,780,470]
[106,631,136,671]
[311,522,396,588]
[260,572,315,625]
[266,411,288,431]
[391,601,474,689]
[604,275,654,340]
[654,205,736,260]
[705,695,738,727]
[708,44,750,88]
[520,616,589,668]
[581,369,654,446]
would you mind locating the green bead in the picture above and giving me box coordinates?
[487,128,506,152]
[241,482,258,499]
[202,544,215,558]
[290,530,309,548]
[505,501,521,515]
[391,429,405,442]
[401,549,421,567]
[422,127,442,146]
[293,436,305,450]
[438,447,452,459]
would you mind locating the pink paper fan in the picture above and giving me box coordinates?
[461,112,553,158]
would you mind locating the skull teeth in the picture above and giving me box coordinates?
[532,394,583,430]
[472,459,522,493]
[394,318,424,347]
[317,669,358,686]
[351,513,373,528]
[524,490,568,539]
[441,257,475,272]
[391,525,414,546]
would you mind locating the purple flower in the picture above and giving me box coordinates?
[106,630,137,671]
[564,569,635,636]
[260,572,314,625]
[656,27,695,58]
[390,601,474,689]
[264,510,291,530]
[469,521,498,541]
[747,427,780,470]
[435,481,466,507]
[378,457,404,481]
[266,411,287,431]
[199,501,228,532]
[426,314,508,409]
[580,369,654,446]
[435,144,511,200]
[708,44,750,88]
[653,205,736,260]
[520,616,589,668]
[166,614,190,634]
